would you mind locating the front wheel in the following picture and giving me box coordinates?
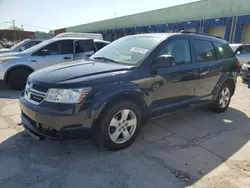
[97,101,142,150]
[212,82,232,113]
[8,68,31,90]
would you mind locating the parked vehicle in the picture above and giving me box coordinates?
[19,32,238,150]
[0,39,43,54]
[239,62,250,82]
[229,43,250,67]
[0,37,110,90]
[54,32,103,40]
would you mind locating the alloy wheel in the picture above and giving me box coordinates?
[108,109,137,144]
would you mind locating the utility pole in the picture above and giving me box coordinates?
[12,20,16,42]
[21,25,24,40]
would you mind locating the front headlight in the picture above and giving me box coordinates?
[45,88,91,104]
[0,59,9,64]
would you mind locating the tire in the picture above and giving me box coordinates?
[8,68,31,90]
[96,100,142,150]
[212,82,233,113]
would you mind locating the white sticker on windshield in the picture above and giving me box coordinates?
[130,47,148,54]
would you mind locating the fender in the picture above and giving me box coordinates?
[87,82,149,120]
[4,64,35,83]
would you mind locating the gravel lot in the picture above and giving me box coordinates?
[0,79,250,188]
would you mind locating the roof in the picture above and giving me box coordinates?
[50,37,107,42]
[127,32,226,43]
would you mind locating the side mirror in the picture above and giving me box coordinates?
[40,49,49,56]
[236,51,241,55]
[152,55,175,69]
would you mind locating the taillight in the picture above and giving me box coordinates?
[236,60,241,68]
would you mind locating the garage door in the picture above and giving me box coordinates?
[241,24,250,43]
[183,28,196,32]
[164,29,173,33]
[208,26,226,39]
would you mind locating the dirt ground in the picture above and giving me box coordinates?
[0,79,250,188]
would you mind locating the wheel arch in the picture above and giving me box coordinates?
[93,91,149,127]
[4,65,34,83]
[214,75,236,100]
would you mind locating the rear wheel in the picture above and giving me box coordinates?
[212,82,232,113]
[8,68,31,90]
[96,101,142,150]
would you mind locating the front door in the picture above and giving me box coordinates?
[150,38,197,117]
[36,40,74,69]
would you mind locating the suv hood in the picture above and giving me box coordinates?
[0,51,27,58]
[0,49,12,54]
[29,60,133,84]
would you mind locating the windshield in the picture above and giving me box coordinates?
[10,39,29,50]
[21,39,52,53]
[90,35,163,65]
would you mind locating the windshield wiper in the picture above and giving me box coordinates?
[93,57,119,64]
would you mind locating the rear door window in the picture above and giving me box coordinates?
[95,42,109,51]
[193,40,216,62]
[75,40,95,54]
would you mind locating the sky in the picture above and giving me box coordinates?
[0,0,199,32]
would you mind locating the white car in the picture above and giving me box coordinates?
[229,43,250,67]
[0,37,110,90]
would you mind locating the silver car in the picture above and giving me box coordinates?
[229,43,250,67]
[0,39,43,55]
[0,37,110,90]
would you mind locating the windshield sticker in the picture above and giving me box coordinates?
[130,47,148,54]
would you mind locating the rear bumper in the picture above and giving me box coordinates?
[19,93,99,139]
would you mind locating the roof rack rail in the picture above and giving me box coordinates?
[180,30,224,40]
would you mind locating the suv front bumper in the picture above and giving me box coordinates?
[19,93,99,139]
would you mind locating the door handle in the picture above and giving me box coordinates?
[30,60,36,63]
[63,57,71,60]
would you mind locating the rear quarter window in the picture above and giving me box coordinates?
[214,42,235,59]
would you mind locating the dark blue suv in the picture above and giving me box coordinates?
[19,32,238,150]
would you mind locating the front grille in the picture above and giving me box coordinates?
[25,83,47,104]
[30,93,44,103]
[32,84,48,93]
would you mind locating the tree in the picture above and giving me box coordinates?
[8,26,21,30]
[48,30,54,34]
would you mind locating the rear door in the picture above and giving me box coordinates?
[191,39,222,100]
[36,40,74,69]
[74,39,95,60]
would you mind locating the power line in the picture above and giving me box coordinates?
[15,21,53,30]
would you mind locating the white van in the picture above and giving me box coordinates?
[54,32,103,40]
